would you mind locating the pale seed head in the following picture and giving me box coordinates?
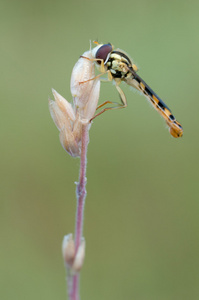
[48,90,81,157]
[49,45,101,157]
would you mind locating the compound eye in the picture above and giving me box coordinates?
[95,43,112,65]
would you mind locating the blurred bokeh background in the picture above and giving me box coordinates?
[1,0,199,299]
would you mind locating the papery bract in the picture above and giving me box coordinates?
[49,46,101,157]
[70,49,100,122]
[71,238,85,273]
[49,90,81,157]
[62,234,75,267]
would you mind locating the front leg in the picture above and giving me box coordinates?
[90,82,127,122]
[79,56,113,85]
[80,55,106,73]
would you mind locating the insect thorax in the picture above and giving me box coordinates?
[106,51,132,79]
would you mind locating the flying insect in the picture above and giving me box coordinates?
[83,42,183,138]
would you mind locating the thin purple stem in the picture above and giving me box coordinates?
[69,124,89,300]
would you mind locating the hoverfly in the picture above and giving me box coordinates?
[81,42,183,138]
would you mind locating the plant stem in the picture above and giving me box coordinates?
[69,124,89,300]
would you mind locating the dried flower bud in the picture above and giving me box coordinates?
[71,50,95,109]
[62,234,75,267]
[49,90,81,157]
[52,89,75,123]
[49,45,101,157]
[70,49,101,123]
[71,238,85,273]
[62,235,86,274]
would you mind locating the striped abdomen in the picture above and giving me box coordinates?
[125,71,183,138]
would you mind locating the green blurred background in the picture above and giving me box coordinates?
[1,0,199,299]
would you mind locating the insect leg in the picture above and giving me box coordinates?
[80,55,106,73]
[79,68,113,86]
[78,71,108,85]
[90,84,127,122]
[79,55,112,85]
